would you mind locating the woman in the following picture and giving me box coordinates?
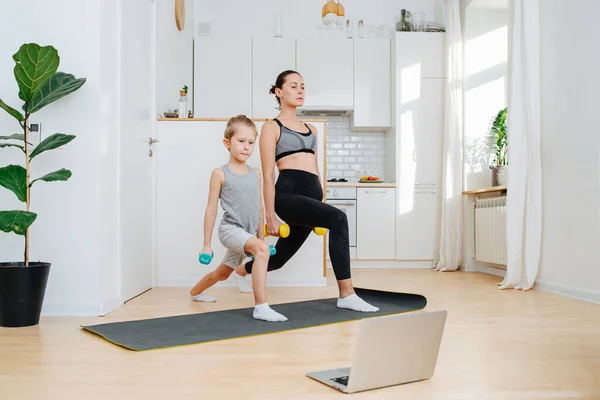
[236,70,378,313]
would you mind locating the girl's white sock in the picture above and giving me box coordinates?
[189,293,216,303]
[234,272,253,293]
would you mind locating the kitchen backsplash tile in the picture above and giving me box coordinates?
[322,116,387,180]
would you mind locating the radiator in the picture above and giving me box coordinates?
[474,196,507,266]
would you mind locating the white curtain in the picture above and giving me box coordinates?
[434,0,463,272]
[499,0,542,290]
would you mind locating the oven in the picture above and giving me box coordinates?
[325,187,357,259]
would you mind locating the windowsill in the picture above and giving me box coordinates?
[462,186,507,195]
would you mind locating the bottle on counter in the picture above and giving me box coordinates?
[178,89,187,119]
[396,9,412,32]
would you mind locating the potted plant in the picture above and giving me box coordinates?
[489,107,507,187]
[0,43,86,327]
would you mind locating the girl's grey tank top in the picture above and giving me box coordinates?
[219,164,260,234]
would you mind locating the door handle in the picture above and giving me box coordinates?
[149,137,159,145]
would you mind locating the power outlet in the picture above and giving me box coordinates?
[29,123,41,147]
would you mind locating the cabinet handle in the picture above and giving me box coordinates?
[364,190,387,193]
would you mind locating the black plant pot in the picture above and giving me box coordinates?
[0,262,51,327]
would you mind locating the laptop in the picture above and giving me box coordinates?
[306,310,447,394]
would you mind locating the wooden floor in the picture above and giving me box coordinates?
[1,269,599,399]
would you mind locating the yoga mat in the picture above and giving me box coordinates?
[81,288,427,351]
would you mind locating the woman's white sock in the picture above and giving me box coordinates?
[253,302,288,322]
[337,294,379,312]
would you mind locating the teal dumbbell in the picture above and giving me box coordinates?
[251,245,276,259]
[198,251,214,265]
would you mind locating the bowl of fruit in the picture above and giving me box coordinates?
[359,175,383,183]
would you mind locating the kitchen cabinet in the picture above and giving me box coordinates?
[154,120,326,287]
[296,38,353,110]
[356,188,396,259]
[252,38,296,119]
[193,37,252,118]
[395,188,438,260]
[352,38,391,130]
[396,78,444,190]
[395,32,446,79]
[394,32,445,261]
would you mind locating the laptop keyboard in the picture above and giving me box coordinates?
[331,376,349,386]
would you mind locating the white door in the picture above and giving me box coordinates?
[119,0,156,302]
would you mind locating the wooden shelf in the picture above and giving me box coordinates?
[462,186,507,195]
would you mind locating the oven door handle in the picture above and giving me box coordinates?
[327,202,356,207]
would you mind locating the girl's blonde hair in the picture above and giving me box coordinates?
[224,114,258,140]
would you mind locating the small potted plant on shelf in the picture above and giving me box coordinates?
[489,107,508,187]
[0,43,86,327]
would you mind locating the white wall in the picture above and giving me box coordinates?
[460,4,508,273]
[0,0,105,315]
[156,0,195,115]
[537,0,600,302]
[97,0,122,315]
[0,0,158,316]
[194,0,446,38]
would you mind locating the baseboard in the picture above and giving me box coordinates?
[327,260,434,269]
[98,296,123,316]
[535,280,600,305]
[41,302,99,316]
[157,276,327,287]
[464,264,506,277]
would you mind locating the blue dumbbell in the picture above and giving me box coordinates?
[251,245,276,259]
[198,251,214,265]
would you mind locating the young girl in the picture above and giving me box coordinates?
[189,115,287,323]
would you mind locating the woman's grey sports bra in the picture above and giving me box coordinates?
[274,118,317,162]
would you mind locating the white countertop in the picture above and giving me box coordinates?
[326,182,396,188]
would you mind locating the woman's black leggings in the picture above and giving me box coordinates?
[244,169,351,280]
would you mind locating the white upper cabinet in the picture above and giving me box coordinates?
[352,38,391,130]
[252,38,296,119]
[395,78,445,188]
[395,32,446,79]
[296,38,353,110]
[193,37,252,118]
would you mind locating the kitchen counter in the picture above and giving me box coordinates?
[327,182,396,188]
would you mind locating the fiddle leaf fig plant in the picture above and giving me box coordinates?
[0,43,86,265]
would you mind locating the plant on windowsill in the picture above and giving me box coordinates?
[489,107,508,187]
[0,43,86,327]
